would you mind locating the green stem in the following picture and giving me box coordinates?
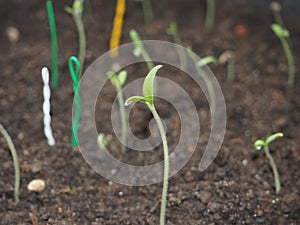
[148,104,169,225]
[0,124,20,203]
[46,1,59,88]
[264,146,281,193]
[142,51,154,70]
[116,86,127,153]
[142,0,153,26]
[205,0,215,30]
[279,37,295,86]
[73,14,86,77]
[227,55,235,82]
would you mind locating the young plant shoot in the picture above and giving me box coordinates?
[187,46,217,113]
[271,24,295,86]
[65,0,86,77]
[0,123,20,203]
[129,29,153,70]
[270,2,284,28]
[136,0,153,26]
[69,56,81,147]
[254,132,284,194]
[107,70,127,152]
[41,67,56,146]
[166,22,187,71]
[219,50,235,81]
[125,65,169,225]
[46,0,59,88]
[205,0,216,30]
[110,0,126,58]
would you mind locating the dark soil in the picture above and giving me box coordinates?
[1,0,300,224]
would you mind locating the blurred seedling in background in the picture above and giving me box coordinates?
[106,70,128,153]
[271,24,295,86]
[205,0,215,30]
[219,50,235,81]
[166,22,187,71]
[187,46,217,113]
[254,132,284,194]
[0,123,20,203]
[270,2,284,28]
[65,0,86,77]
[125,65,169,225]
[130,29,154,70]
[136,0,153,26]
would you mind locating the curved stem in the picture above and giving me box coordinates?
[148,104,169,225]
[264,146,281,193]
[74,15,86,77]
[0,124,20,203]
[280,38,295,86]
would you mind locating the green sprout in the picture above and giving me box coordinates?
[107,70,127,152]
[46,0,59,88]
[0,123,20,203]
[65,0,86,77]
[270,2,284,28]
[69,56,81,147]
[129,29,153,70]
[219,50,235,81]
[97,133,108,150]
[205,0,215,30]
[187,46,217,113]
[166,22,187,71]
[136,0,153,26]
[271,24,295,86]
[125,65,169,225]
[254,132,284,194]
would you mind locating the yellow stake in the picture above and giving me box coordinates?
[110,0,126,58]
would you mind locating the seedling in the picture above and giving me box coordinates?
[219,50,235,81]
[125,65,169,225]
[107,70,127,152]
[41,67,56,146]
[65,0,86,77]
[129,29,153,70]
[69,56,81,147]
[205,0,215,30]
[46,0,59,88]
[0,123,20,203]
[136,0,153,26]
[271,24,295,86]
[254,132,284,194]
[110,0,126,57]
[270,2,284,28]
[166,22,186,71]
[97,133,108,149]
[187,46,217,113]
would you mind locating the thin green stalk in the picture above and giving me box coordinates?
[264,146,281,193]
[66,0,86,77]
[0,123,20,203]
[142,0,153,26]
[69,56,81,147]
[271,24,295,86]
[270,2,284,28]
[130,29,154,70]
[74,13,86,77]
[205,0,215,30]
[46,0,59,88]
[148,104,169,225]
[279,37,295,86]
[116,85,127,153]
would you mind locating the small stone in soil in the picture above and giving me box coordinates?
[27,179,46,192]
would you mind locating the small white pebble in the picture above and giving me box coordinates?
[6,26,20,43]
[242,159,248,166]
[27,179,46,192]
[118,191,124,196]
